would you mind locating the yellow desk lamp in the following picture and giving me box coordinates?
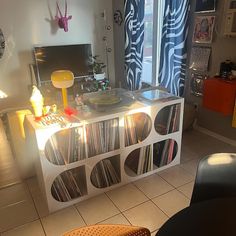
[51,70,74,108]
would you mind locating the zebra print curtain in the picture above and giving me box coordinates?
[158,0,190,96]
[124,0,145,91]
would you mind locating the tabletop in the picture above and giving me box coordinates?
[157,197,236,236]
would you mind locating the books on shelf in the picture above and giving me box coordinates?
[91,157,120,188]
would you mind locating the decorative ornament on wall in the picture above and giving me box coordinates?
[0,28,5,59]
[114,10,123,26]
[55,0,72,32]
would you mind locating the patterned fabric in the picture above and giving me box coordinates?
[0,28,5,59]
[158,0,190,96]
[124,0,145,91]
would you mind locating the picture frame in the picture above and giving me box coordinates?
[195,0,216,13]
[192,15,215,43]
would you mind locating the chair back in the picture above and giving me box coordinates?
[190,153,236,205]
[63,224,151,236]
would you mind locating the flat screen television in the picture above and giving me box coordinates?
[33,44,93,84]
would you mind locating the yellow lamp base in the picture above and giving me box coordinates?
[61,88,68,109]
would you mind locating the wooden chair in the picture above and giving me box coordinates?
[63,224,151,236]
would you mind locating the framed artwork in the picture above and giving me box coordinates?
[195,0,216,13]
[192,16,215,43]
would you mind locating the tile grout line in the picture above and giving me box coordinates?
[0,182,44,235]
[132,177,176,201]
[25,179,47,236]
[73,204,88,226]
[0,219,43,235]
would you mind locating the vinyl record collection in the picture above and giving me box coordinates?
[125,145,153,175]
[51,167,85,202]
[155,104,181,135]
[45,118,120,165]
[45,126,86,165]
[91,157,121,188]
[86,118,120,157]
[124,113,152,146]
[125,104,180,175]
[153,139,177,167]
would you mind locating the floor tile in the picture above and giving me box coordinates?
[180,145,201,163]
[0,120,21,189]
[106,184,148,211]
[158,166,194,188]
[123,201,168,232]
[1,220,45,236]
[0,199,38,232]
[26,177,41,199]
[134,174,174,199]
[41,206,85,236]
[177,181,194,199]
[98,213,130,225]
[33,195,49,218]
[0,183,31,208]
[152,189,190,217]
[179,159,199,176]
[75,193,119,225]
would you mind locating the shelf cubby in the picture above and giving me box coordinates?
[85,118,120,158]
[44,126,86,165]
[124,112,152,146]
[125,144,153,176]
[153,139,178,168]
[155,103,181,135]
[90,155,121,188]
[51,166,87,202]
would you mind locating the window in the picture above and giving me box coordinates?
[141,0,165,86]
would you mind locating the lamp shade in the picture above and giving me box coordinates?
[51,70,74,88]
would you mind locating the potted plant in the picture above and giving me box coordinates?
[90,55,106,81]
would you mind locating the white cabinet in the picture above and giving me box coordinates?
[26,89,184,212]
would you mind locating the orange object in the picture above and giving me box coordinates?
[203,78,236,115]
[232,101,236,128]
[63,224,151,236]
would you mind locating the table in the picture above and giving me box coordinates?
[157,197,236,236]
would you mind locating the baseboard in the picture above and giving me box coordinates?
[194,124,236,147]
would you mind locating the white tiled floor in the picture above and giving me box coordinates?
[0,129,235,235]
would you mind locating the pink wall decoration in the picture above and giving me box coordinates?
[55,0,72,32]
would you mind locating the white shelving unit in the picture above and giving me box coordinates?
[26,88,184,212]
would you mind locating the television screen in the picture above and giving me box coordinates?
[34,44,93,83]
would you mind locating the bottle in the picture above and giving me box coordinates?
[30,86,44,118]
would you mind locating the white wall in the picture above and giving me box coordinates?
[0,0,115,110]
